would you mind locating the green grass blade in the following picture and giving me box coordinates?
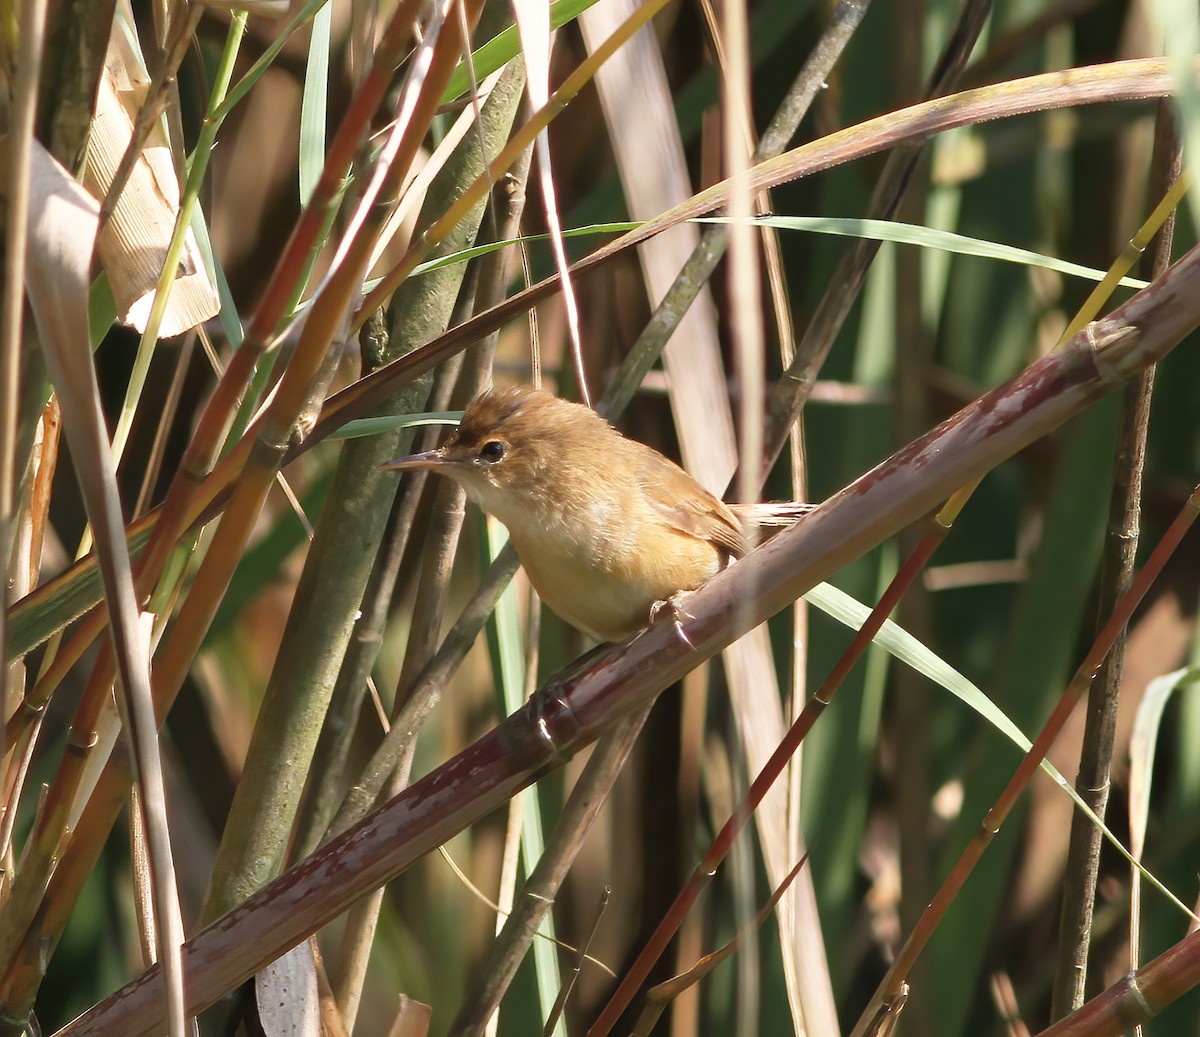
[699,216,1151,289]
[483,517,564,1034]
[299,0,331,206]
[806,580,1196,919]
[441,0,601,103]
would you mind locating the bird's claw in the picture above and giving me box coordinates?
[649,592,697,650]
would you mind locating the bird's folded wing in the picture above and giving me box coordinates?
[640,465,747,560]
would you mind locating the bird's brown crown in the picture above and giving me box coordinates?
[437,387,618,494]
[454,386,613,449]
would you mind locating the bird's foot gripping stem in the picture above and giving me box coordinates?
[648,592,697,650]
[522,681,583,767]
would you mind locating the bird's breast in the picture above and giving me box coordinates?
[506,508,726,642]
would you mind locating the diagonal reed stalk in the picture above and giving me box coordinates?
[50,234,1200,1037]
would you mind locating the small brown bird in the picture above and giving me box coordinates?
[382,386,763,642]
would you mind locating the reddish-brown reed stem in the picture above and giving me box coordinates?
[849,483,1200,1036]
[1036,925,1200,1037]
[588,506,953,1036]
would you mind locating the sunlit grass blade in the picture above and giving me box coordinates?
[483,517,565,1034]
[299,0,331,207]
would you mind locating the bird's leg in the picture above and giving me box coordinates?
[518,642,614,762]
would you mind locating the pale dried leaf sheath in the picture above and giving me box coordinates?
[82,3,219,337]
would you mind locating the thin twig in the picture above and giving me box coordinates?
[448,710,650,1037]
[600,0,871,420]
[761,0,995,475]
[1049,101,1182,1020]
[0,0,50,750]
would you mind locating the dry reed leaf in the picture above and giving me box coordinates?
[578,0,733,490]
[385,995,432,1037]
[25,140,100,367]
[83,4,219,337]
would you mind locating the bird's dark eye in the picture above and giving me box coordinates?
[479,440,507,463]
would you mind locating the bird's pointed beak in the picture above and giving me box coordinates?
[379,448,452,473]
